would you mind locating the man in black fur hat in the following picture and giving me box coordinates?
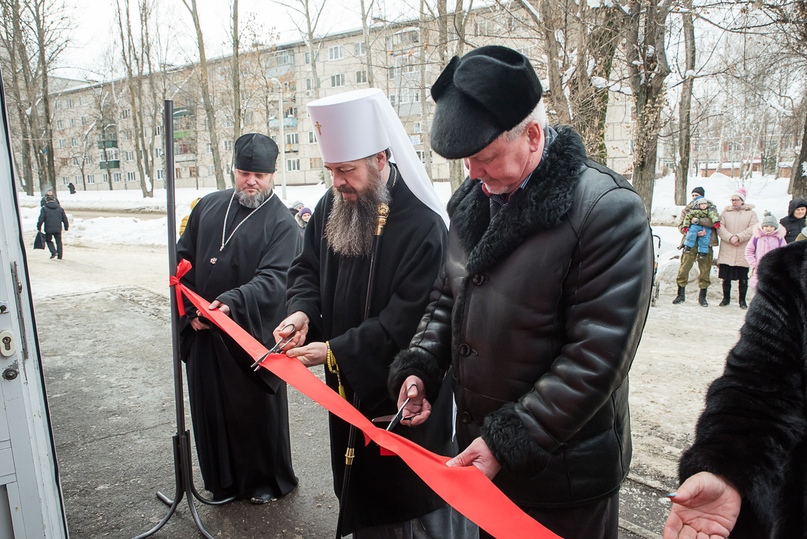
[177,133,301,504]
[389,45,653,539]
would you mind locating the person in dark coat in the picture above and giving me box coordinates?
[274,90,474,538]
[39,189,58,207]
[67,182,76,194]
[177,133,301,504]
[388,45,653,539]
[779,197,807,243]
[663,240,807,539]
[37,194,69,259]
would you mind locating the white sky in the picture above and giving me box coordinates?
[18,173,797,265]
[57,0,416,81]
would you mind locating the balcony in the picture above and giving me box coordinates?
[269,117,297,129]
[99,160,120,170]
[97,139,118,149]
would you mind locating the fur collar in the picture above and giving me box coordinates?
[446,125,587,274]
[722,203,755,212]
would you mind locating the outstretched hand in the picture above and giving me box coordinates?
[662,472,741,539]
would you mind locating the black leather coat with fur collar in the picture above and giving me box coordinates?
[679,241,807,538]
[390,126,653,507]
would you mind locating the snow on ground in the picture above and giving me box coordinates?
[19,173,796,267]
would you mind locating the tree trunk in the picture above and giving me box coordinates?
[360,0,374,87]
[232,0,241,147]
[675,0,695,206]
[791,107,807,199]
[185,0,226,190]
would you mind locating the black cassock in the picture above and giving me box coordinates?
[177,188,301,500]
[286,166,449,534]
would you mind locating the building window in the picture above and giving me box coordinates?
[156,168,163,180]
[286,159,300,171]
[356,70,367,84]
[102,173,108,183]
[223,140,233,151]
[56,120,65,129]
[285,106,297,118]
[65,98,74,108]
[62,176,69,185]
[120,108,131,119]
[113,172,122,182]
[304,51,310,64]
[59,139,66,148]
[331,73,345,87]
[60,158,69,166]
[277,50,293,65]
[308,131,316,144]
[305,78,313,92]
[175,168,182,178]
[286,132,298,145]
[328,45,343,61]
[81,116,88,126]
[155,125,163,135]
[389,93,397,107]
[207,165,214,176]
[355,42,365,56]
[310,157,322,169]
[416,150,426,163]
[69,118,77,128]
[413,121,422,133]
[73,175,80,185]
[188,166,197,177]
[127,171,135,182]
[72,157,79,166]
[244,111,254,125]
[86,174,94,183]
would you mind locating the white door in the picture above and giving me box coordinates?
[0,71,68,538]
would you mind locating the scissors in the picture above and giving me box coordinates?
[251,323,296,371]
[372,383,417,431]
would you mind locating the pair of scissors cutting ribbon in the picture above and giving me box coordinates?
[375,383,417,431]
[251,323,295,370]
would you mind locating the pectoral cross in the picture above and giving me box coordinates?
[315,121,322,135]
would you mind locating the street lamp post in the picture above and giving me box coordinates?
[269,77,287,200]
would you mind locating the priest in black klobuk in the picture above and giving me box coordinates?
[274,90,476,537]
[177,133,301,504]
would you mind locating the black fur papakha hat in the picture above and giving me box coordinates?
[233,133,278,173]
[430,45,543,159]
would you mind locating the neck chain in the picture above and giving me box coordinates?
[220,189,275,252]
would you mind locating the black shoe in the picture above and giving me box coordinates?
[698,289,708,307]
[49,254,56,259]
[739,300,747,310]
[249,493,277,505]
[719,297,730,306]
[672,286,686,305]
[683,246,692,253]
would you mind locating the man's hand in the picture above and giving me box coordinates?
[190,310,210,331]
[208,299,230,316]
[447,437,502,479]
[273,311,310,351]
[397,375,431,427]
[285,341,326,367]
[662,472,741,539]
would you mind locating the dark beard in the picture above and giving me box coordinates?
[235,189,269,209]
[325,170,390,258]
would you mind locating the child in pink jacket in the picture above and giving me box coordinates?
[745,211,787,287]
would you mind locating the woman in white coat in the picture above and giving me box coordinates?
[715,188,758,309]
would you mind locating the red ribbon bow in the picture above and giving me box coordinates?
[168,259,192,317]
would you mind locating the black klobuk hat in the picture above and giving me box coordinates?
[430,45,543,159]
[233,133,278,173]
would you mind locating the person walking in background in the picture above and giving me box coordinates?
[681,196,721,257]
[389,45,653,539]
[715,188,758,309]
[177,133,301,504]
[663,240,807,539]
[745,210,786,288]
[67,182,76,194]
[779,197,807,243]
[37,194,69,260]
[672,187,719,307]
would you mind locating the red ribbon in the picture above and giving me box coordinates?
[176,275,561,539]
[168,259,192,317]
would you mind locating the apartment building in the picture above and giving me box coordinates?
[44,4,634,193]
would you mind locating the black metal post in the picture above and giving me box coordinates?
[133,100,231,539]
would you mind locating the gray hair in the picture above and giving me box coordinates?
[500,101,548,142]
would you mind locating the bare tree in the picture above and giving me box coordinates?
[675,0,696,205]
[181,0,227,190]
[231,0,241,146]
[278,0,327,100]
[624,0,673,215]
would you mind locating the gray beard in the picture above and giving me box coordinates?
[325,172,390,258]
[235,189,269,209]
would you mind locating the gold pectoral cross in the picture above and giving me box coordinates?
[315,121,322,135]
